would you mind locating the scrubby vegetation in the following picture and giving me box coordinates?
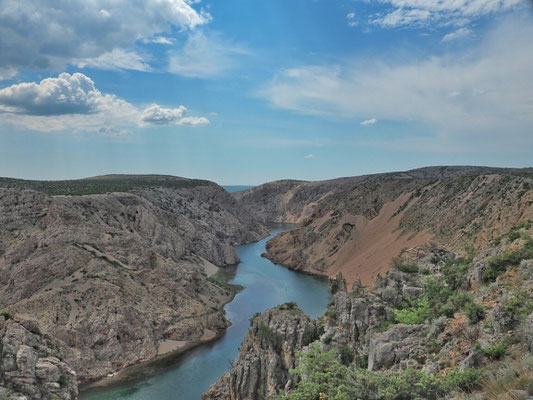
[256,322,281,350]
[483,233,533,283]
[279,224,533,400]
[393,274,483,325]
[276,344,481,400]
[0,175,211,196]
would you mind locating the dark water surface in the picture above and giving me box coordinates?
[81,224,330,400]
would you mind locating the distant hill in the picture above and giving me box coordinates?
[0,174,214,196]
[222,185,254,193]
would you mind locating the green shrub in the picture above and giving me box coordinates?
[322,335,333,344]
[256,322,280,349]
[476,340,508,361]
[325,308,337,319]
[394,297,433,324]
[465,302,485,324]
[317,324,325,336]
[444,368,483,393]
[483,239,533,283]
[502,289,533,328]
[442,258,470,291]
[278,302,300,311]
[281,344,481,400]
[340,346,354,365]
[393,257,419,273]
[249,312,262,326]
[0,312,13,320]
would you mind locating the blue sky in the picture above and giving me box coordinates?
[0,0,532,185]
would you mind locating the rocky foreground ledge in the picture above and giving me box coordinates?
[0,315,78,400]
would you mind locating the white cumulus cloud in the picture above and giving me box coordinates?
[0,0,210,76]
[0,72,210,132]
[140,104,187,125]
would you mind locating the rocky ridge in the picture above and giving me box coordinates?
[0,176,268,392]
[252,167,533,286]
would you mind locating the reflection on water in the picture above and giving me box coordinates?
[81,224,331,400]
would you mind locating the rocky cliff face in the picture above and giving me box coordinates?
[203,305,319,400]
[259,167,533,286]
[0,177,268,385]
[0,315,78,400]
[206,223,533,399]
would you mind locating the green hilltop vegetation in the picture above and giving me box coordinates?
[0,174,214,196]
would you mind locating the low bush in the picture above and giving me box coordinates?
[256,322,280,350]
[465,302,486,323]
[392,257,420,273]
[476,340,508,361]
[483,238,533,283]
[444,368,483,393]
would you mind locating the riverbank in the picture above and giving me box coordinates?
[81,224,330,400]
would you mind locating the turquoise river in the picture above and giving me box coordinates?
[81,224,331,400]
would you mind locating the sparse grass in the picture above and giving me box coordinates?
[484,355,533,399]
[392,257,420,273]
[0,312,13,320]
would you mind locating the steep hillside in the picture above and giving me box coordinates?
[0,176,268,385]
[205,223,533,400]
[241,167,533,286]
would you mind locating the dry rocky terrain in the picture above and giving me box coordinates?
[237,166,533,286]
[2,167,533,399]
[205,222,533,399]
[0,175,267,398]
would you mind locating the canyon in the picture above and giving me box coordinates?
[1,166,533,399]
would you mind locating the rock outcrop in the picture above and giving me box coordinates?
[0,315,78,399]
[0,176,268,384]
[203,305,318,400]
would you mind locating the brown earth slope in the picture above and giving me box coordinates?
[236,167,533,286]
[0,175,268,385]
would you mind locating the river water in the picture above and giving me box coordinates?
[81,224,331,400]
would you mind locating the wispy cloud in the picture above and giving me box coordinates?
[260,17,533,151]
[347,12,358,27]
[74,49,151,72]
[304,153,316,159]
[371,0,525,28]
[441,27,472,42]
[361,118,377,126]
[168,32,249,78]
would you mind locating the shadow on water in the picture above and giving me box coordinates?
[81,223,331,400]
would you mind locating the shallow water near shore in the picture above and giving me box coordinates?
[81,224,331,400]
